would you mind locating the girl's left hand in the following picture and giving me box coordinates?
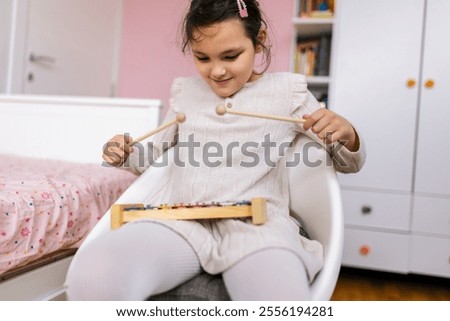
[302,108,359,152]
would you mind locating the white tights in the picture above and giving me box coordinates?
[66,222,310,300]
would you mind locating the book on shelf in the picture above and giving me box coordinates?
[294,39,319,76]
[316,34,331,76]
[310,9,333,18]
[294,34,331,77]
[299,0,334,18]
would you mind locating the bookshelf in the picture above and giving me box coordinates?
[291,0,335,105]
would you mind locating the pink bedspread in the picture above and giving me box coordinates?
[0,154,137,274]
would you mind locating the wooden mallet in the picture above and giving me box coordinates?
[216,105,305,124]
[130,112,186,146]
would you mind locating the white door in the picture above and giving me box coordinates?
[23,0,121,97]
[414,0,450,196]
[329,0,424,192]
[0,0,13,92]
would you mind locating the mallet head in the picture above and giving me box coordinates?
[176,112,186,123]
[215,105,227,116]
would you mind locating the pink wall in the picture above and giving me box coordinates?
[118,0,295,113]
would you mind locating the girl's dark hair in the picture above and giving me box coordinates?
[181,0,271,74]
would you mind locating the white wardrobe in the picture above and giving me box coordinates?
[329,0,450,278]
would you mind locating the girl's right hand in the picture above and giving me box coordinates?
[102,134,134,167]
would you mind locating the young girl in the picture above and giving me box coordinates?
[66,0,365,300]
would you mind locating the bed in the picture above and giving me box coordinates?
[0,94,161,300]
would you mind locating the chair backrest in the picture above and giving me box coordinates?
[286,134,344,300]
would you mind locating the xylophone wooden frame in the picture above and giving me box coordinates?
[111,198,267,229]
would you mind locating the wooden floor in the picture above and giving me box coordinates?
[331,267,450,301]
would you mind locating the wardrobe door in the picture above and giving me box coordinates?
[414,0,450,196]
[329,0,425,192]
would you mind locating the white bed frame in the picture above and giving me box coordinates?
[0,94,161,300]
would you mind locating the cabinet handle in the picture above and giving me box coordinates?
[424,79,435,89]
[406,79,416,88]
[359,245,370,256]
[29,52,56,65]
[361,205,372,215]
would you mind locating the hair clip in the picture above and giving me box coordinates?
[237,0,248,18]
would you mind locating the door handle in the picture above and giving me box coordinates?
[424,79,435,89]
[406,78,416,88]
[29,52,56,65]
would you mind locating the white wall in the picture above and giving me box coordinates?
[0,0,13,92]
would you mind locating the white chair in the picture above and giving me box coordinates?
[74,134,344,300]
[286,134,344,300]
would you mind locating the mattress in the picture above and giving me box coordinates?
[0,154,137,275]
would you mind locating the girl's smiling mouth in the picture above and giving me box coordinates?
[213,78,232,85]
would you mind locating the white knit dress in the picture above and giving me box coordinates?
[128,72,365,281]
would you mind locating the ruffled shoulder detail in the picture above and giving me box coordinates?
[291,73,308,114]
[169,77,186,113]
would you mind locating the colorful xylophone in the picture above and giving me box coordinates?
[111,198,267,229]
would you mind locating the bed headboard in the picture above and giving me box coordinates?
[0,94,162,164]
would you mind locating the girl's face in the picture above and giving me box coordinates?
[190,19,263,98]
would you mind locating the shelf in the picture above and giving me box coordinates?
[293,17,334,37]
[291,1,334,97]
[305,76,330,85]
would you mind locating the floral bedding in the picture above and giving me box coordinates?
[0,154,137,274]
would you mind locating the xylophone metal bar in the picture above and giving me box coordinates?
[110,198,267,229]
